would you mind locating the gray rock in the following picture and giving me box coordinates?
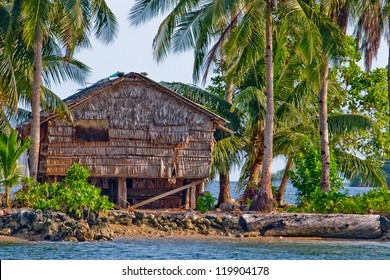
[6,220,19,230]
[198,224,208,231]
[19,208,36,226]
[74,221,93,242]
[0,228,12,236]
[184,219,195,230]
[32,221,45,232]
[161,226,170,232]
[203,219,211,227]
[64,236,78,242]
[380,216,390,232]
[135,211,145,220]
[211,221,223,229]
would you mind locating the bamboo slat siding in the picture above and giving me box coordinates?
[39,77,218,180]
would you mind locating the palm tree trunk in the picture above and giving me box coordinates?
[217,173,233,206]
[225,81,234,103]
[276,157,293,206]
[249,0,274,212]
[29,33,43,180]
[248,156,263,186]
[319,57,331,191]
[217,79,234,206]
[6,186,10,209]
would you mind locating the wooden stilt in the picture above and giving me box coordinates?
[190,185,196,209]
[199,181,205,193]
[185,189,190,209]
[118,178,127,208]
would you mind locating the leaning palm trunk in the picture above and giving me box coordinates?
[276,157,293,206]
[247,155,263,186]
[218,173,233,206]
[319,58,331,191]
[29,34,43,180]
[249,0,274,212]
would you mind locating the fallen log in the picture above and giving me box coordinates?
[239,213,383,239]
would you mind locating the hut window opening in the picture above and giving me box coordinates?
[74,119,109,142]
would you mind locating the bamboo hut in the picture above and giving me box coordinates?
[18,72,229,209]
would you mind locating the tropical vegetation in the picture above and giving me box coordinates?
[16,163,114,219]
[0,0,389,214]
[0,128,31,208]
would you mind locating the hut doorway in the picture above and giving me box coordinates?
[91,178,118,204]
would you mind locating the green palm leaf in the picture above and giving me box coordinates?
[328,114,375,136]
[334,149,386,187]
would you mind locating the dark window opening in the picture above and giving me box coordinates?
[75,126,109,142]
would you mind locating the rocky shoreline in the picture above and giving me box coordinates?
[0,208,389,242]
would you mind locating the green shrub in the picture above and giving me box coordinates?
[297,189,347,213]
[196,192,217,213]
[16,163,114,219]
[289,187,390,214]
[362,187,390,213]
[289,144,343,205]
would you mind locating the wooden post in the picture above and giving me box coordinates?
[118,178,127,208]
[199,180,205,193]
[190,185,196,209]
[185,189,190,209]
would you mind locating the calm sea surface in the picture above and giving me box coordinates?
[1,181,388,260]
[206,181,372,205]
[1,237,389,260]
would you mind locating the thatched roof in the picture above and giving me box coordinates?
[17,72,230,135]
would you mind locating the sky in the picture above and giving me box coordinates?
[51,0,389,180]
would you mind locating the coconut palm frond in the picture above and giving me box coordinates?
[334,149,386,187]
[91,0,118,44]
[328,114,375,136]
[211,134,245,175]
[40,87,72,121]
[42,55,90,87]
[0,109,11,133]
[16,108,32,125]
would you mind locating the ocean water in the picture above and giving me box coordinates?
[206,181,372,205]
[0,181,386,260]
[0,237,389,260]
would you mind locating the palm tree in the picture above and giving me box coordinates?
[354,0,389,128]
[16,0,118,179]
[0,1,91,133]
[0,128,31,208]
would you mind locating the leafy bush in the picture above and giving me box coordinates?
[16,163,114,219]
[289,187,390,214]
[290,144,343,204]
[196,192,217,213]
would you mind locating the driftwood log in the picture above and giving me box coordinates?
[239,213,384,239]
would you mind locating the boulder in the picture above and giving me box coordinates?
[0,227,12,236]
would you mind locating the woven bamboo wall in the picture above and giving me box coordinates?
[39,78,215,180]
